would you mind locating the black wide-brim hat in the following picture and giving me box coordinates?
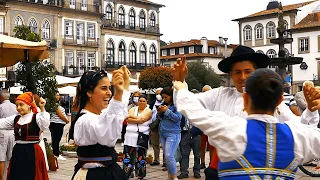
[218,45,271,73]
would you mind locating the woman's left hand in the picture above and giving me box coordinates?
[158,105,168,113]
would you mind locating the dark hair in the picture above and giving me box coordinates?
[75,70,108,114]
[139,94,148,101]
[245,69,283,112]
[191,89,200,93]
[160,87,174,103]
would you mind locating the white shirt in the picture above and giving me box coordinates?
[74,90,130,147]
[0,111,50,130]
[192,86,319,126]
[124,106,151,147]
[175,89,320,164]
[0,100,18,119]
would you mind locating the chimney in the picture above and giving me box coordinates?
[201,37,208,54]
[219,36,224,44]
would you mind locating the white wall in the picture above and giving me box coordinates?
[291,31,320,82]
[104,35,158,64]
[240,16,291,46]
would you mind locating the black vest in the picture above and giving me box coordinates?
[14,114,40,141]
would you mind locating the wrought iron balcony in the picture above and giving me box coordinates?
[101,19,160,34]
[104,60,160,70]
[63,35,99,47]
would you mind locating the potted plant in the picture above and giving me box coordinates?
[44,138,59,171]
[146,154,153,164]
[117,152,124,162]
[69,64,76,68]
[60,144,77,158]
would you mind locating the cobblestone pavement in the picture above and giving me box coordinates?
[44,125,320,180]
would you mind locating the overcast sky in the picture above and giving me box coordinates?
[154,0,310,44]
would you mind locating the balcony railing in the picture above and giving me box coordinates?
[63,35,99,47]
[62,66,97,76]
[8,0,101,13]
[104,60,160,70]
[101,19,160,34]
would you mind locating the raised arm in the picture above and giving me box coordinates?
[36,97,50,130]
[174,82,247,162]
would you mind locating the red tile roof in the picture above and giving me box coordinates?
[160,53,223,60]
[233,0,318,21]
[292,12,320,29]
[161,39,221,49]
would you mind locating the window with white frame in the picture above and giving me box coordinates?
[283,21,289,37]
[105,4,112,20]
[170,48,175,55]
[118,7,125,26]
[150,45,157,65]
[77,52,85,73]
[129,43,137,66]
[139,10,146,30]
[299,37,309,53]
[107,40,114,64]
[42,20,50,39]
[179,47,184,54]
[66,51,74,74]
[244,25,252,41]
[87,23,95,39]
[140,44,147,65]
[162,49,167,56]
[87,52,96,70]
[129,9,136,28]
[15,16,23,26]
[266,49,277,58]
[65,21,73,36]
[0,16,3,34]
[150,12,156,27]
[255,23,263,39]
[70,0,75,7]
[267,21,276,38]
[29,18,37,32]
[118,41,126,65]
[81,0,87,9]
[189,46,194,53]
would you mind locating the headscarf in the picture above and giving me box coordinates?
[16,92,38,114]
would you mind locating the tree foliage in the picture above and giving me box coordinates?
[139,66,173,89]
[13,25,58,112]
[186,61,221,91]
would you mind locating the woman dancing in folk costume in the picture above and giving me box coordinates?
[123,94,152,179]
[70,66,131,180]
[174,69,320,180]
[0,92,50,180]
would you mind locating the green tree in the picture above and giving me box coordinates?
[139,66,173,89]
[13,25,58,112]
[186,61,221,91]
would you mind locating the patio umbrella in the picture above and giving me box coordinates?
[0,34,49,67]
[0,34,49,93]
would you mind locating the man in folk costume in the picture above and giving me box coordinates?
[0,92,50,180]
[172,45,319,180]
[173,68,320,180]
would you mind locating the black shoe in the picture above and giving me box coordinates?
[177,173,189,179]
[200,163,206,169]
[162,167,168,171]
[204,167,219,180]
[194,173,201,179]
[162,163,167,167]
[150,161,160,166]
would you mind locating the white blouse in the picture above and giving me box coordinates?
[74,90,130,147]
[187,86,319,126]
[0,111,50,131]
[175,89,320,164]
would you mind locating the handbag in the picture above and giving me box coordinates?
[136,107,149,149]
[137,126,149,149]
[149,117,160,131]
